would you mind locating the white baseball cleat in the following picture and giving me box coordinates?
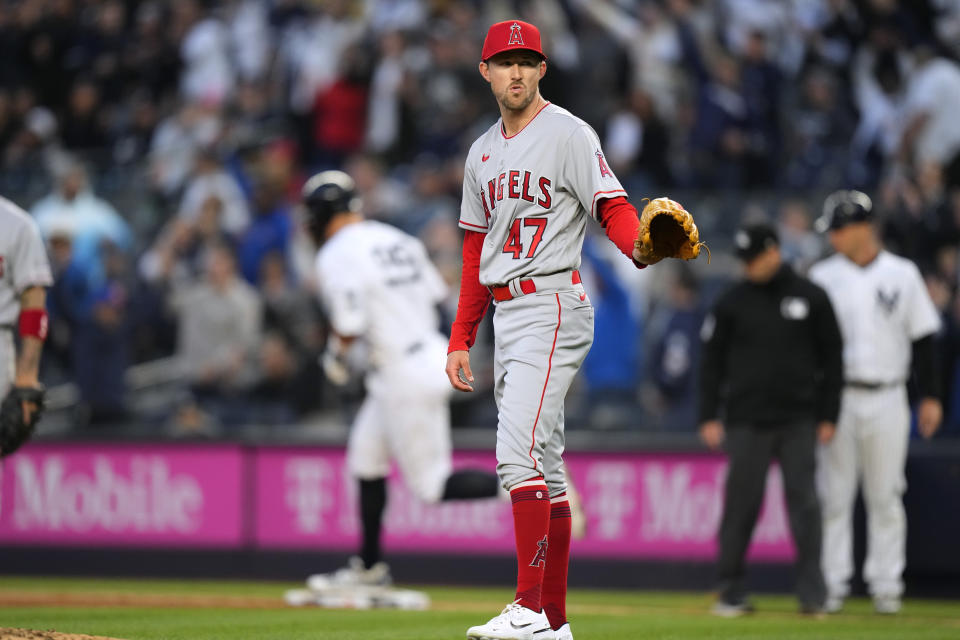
[711,599,755,617]
[466,601,555,640]
[873,594,902,614]
[824,596,844,613]
[554,622,573,639]
[306,556,392,591]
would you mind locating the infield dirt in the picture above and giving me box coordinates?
[0,629,124,640]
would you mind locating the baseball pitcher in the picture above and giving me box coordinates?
[445,20,699,640]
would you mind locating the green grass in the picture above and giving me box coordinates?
[0,576,957,639]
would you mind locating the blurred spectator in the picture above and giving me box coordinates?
[121,1,181,102]
[149,102,223,201]
[604,91,673,191]
[178,148,251,235]
[246,331,315,424]
[396,154,458,234]
[777,198,824,272]
[877,176,939,269]
[311,43,371,166]
[179,2,235,107]
[365,30,411,159]
[71,242,133,427]
[899,46,960,187]
[112,95,160,167]
[31,158,133,289]
[227,0,273,84]
[171,242,262,430]
[73,0,129,104]
[647,266,702,431]
[786,67,855,189]
[59,79,109,153]
[690,54,750,188]
[850,48,907,187]
[739,30,782,187]
[140,197,231,292]
[344,153,412,223]
[4,104,58,170]
[237,178,293,284]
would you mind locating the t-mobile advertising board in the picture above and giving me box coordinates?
[0,443,245,547]
[257,448,795,561]
[0,443,794,561]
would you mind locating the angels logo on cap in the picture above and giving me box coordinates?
[482,20,545,60]
[508,22,524,46]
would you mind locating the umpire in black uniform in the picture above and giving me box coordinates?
[699,223,843,616]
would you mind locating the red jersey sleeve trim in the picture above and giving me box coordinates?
[448,230,492,353]
[597,196,647,269]
[590,189,628,219]
[459,219,489,231]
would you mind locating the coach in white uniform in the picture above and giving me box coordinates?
[809,190,942,615]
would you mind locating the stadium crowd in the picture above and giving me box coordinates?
[3,0,960,436]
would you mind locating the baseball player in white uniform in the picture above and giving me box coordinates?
[809,190,942,615]
[445,20,669,640]
[0,196,53,454]
[300,171,502,592]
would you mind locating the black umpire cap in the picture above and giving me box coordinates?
[734,223,779,262]
[815,189,873,233]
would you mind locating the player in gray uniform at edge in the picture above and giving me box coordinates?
[445,20,681,640]
[0,196,53,454]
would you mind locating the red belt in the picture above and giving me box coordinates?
[490,270,581,302]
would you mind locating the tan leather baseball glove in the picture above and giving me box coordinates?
[633,197,708,265]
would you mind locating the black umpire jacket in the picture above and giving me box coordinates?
[698,264,843,427]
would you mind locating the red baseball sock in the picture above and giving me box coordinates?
[542,493,572,629]
[510,480,551,611]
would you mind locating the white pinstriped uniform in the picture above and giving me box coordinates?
[315,220,453,503]
[809,250,940,599]
[0,197,53,396]
[459,103,625,494]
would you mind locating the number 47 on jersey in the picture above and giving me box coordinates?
[502,217,547,259]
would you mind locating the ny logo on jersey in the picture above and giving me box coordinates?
[529,535,548,568]
[596,150,613,178]
[508,22,524,46]
[876,287,900,315]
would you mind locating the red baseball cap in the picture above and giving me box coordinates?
[481,20,546,61]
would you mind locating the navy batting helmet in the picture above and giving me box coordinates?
[302,170,361,242]
[815,190,873,233]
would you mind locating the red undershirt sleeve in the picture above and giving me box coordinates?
[597,196,647,269]
[448,230,492,353]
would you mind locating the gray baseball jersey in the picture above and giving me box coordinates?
[460,103,627,494]
[809,250,940,599]
[459,103,626,286]
[0,196,53,394]
[315,220,454,502]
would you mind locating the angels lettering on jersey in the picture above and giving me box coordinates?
[477,170,553,222]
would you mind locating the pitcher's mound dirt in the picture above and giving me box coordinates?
[0,629,125,640]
